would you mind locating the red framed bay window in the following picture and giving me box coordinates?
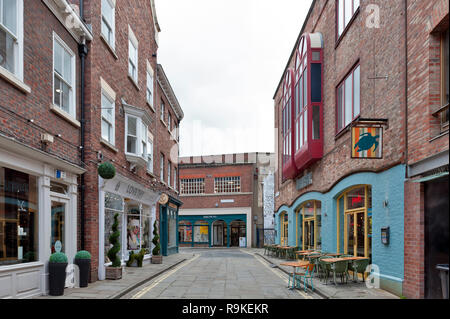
[336,63,360,133]
[337,0,360,40]
[293,33,324,172]
[281,69,298,180]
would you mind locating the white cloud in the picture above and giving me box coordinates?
[156,0,313,156]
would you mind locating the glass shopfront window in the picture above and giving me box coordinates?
[167,208,177,248]
[127,205,141,251]
[194,220,209,243]
[178,221,192,242]
[298,200,322,250]
[0,167,39,266]
[104,192,124,263]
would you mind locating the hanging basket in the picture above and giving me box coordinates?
[98,162,116,179]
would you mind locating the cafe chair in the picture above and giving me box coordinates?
[318,256,333,284]
[294,264,316,292]
[331,260,349,286]
[350,258,370,282]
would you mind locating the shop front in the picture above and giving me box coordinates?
[178,214,247,248]
[275,165,405,296]
[0,138,82,298]
[98,173,160,281]
[159,195,182,256]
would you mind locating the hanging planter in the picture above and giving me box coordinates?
[98,162,116,179]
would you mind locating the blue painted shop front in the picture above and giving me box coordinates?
[178,214,247,248]
[274,165,405,296]
[160,195,183,256]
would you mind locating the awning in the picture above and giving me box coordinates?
[412,172,449,183]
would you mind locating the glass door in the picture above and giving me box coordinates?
[303,219,315,250]
[51,200,67,253]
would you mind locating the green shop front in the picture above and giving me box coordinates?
[159,195,183,256]
[178,214,247,248]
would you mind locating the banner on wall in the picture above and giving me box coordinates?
[351,126,383,159]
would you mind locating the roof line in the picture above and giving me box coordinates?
[272,0,317,100]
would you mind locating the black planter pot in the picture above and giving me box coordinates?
[49,262,68,296]
[74,258,91,288]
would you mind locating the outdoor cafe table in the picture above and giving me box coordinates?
[278,246,297,259]
[280,260,310,289]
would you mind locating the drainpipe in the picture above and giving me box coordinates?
[79,0,84,21]
[79,36,88,250]
[404,0,409,178]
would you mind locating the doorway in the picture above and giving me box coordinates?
[230,220,246,247]
[212,220,227,247]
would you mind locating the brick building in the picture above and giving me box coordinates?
[273,0,408,296]
[178,153,274,248]
[74,0,184,282]
[403,0,448,299]
[0,0,92,298]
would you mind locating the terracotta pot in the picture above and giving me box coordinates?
[105,266,122,280]
[151,255,163,264]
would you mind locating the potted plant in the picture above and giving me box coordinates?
[105,213,122,280]
[126,248,146,267]
[151,220,162,264]
[48,252,68,296]
[74,250,91,288]
[98,162,116,179]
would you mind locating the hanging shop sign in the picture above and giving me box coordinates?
[351,126,383,159]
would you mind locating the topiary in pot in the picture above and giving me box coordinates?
[151,220,162,264]
[49,252,68,296]
[74,250,91,288]
[106,213,122,280]
[98,162,116,179]
[126,248,146,267]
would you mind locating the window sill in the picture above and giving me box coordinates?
[146,170,156,178]
[0,67,31,94]
[100,139,118,153]
[429,130,449,142]
[100,34,118,60]
[160,119,167,127]
[146,101,156,113]
[50,104,80,127]
[125,153,147,168]
[334,116,360,140]
[128,74,141,91]
[335,7,360,50]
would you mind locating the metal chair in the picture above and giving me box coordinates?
[350,258,370,282]
[318,256,333,284]
[294,264,316,292]
[330,260,349,285]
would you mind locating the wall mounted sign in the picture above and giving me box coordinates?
[296,172,313,191]
[158,193,169,205]
[220,199,234,203]
[381,227,390,245]
[351,126,383,159]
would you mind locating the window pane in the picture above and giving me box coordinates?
[54,42,63,76]
[344,0,352,26]
[303,68,308,108]
[63,50,72,83]
[312,105,320,140]
[101,94,114,122]
[3,0,17,36]
[101,119,111,142]
[51,202,65,253]
[105,210,123,263]
[62,82,71,114]
[127,213,140,251]
[353,0,360,12]
[299,75,303,109]
[127,116,137,136]
[0,28,15,73]
[338,0,344,36]
[337,85,344,131]
[0,167,39,266]
[299,114,303,148]
[344,74,353,126]
[304,108,308,143]
[444,30,449,104]
[102,0,114,26]
[54,75,61,106]
[346,186,365,210]
[353,66,360,117]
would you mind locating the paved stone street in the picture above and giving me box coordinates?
[122,248,320,299]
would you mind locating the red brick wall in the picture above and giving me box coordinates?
[0,0,81,166]
[274,0,407,210]
[179,164,254,210]
[403,180,425,299]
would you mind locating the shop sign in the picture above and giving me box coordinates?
[351,126,383,159]
[159,193,169,205]
[296,172,312,191]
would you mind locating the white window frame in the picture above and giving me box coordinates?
[0,0,23,80]
[125,114,148,160]
[214,176,241,194]
[128,25,138,84]
[146,60,154,108]
[160,101,165,123]
[180,178,205,195]
[52,32,76,118]
[101,0,115,49]
[168,112,172,132]
[160,154,165,182]
[167,161,171,187]
[100,77,116,146]
[101,91,115,145]
[173,167,177,191]
[141,123,148,159]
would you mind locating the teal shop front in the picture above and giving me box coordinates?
[160,195,183,256]
[178,214,247,248]
[274,165,405,296]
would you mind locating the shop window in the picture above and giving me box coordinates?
[178,221,192,242]
[297,200,322,250]
[180,178,205,195]
[141,207,151,254]
[127,206,141,251]
[337,185,372,260]
[280,212,289,246]
[0,167,38,266]
[104,192,124,263]
[214,176,241,193]
[194,220,209,243]
[337,64,360,133]
[101,0,115,49]
[337,0,360,39]
[0,0,23,79]
[53,33,76,117]
[167,208,177,248]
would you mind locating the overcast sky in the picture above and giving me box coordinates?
[156,0,313,157]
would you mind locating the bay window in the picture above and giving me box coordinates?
[124,103,152,167]
[53,33,76,117]
[337,0,360,39]
[101,0,115,49]
[337,64,360,132]
[281,69,297,179]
